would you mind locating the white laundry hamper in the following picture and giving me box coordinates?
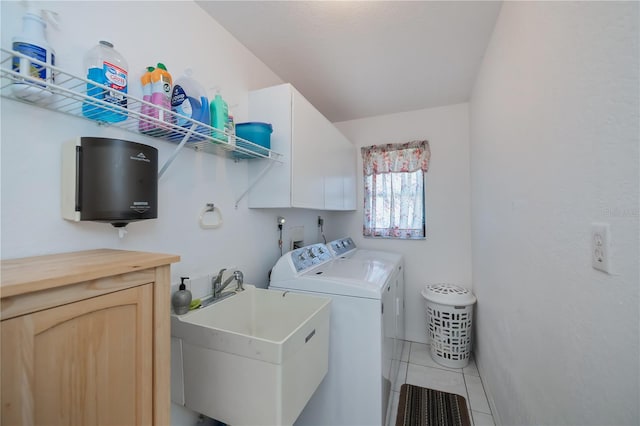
[421,284,477,368]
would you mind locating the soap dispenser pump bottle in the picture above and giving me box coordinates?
[172,277,192,315]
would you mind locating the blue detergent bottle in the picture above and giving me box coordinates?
[168,69,209,142]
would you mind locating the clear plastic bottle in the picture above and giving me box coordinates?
[82,40,128,123]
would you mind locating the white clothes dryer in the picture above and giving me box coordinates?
[327,237,406,420]
[327,237,405,341]
[269,243,397,426]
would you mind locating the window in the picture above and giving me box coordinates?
[361,140,430,239]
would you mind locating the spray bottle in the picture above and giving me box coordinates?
[148,63,173,135]
[138,66,155,134]
[11,5,58,102]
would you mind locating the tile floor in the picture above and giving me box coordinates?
[387,341,495,426]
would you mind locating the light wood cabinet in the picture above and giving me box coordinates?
[247,83,357,211]
[0,249,180,426]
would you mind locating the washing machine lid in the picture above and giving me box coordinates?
[271,264,391,299]
[310,257,392,286]
[345,249,403,267]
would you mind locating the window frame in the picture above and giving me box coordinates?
[361,140,430,240]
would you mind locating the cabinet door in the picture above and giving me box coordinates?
[291,87,327,209]
[341,137,357,211]
[248,84,293,208]
[1,284,153,426]
[323,125,345,210]
[325,127,357,211]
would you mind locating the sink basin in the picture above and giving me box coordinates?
[171,285,331,426]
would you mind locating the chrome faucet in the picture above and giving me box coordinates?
[212,268,244,299]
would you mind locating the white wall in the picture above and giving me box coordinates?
[470,2,639,425]
[334,103,472,343]
[1,2,342,425]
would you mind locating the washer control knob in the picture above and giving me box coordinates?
[308,249,316,258]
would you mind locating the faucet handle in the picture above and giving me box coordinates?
[233,270,244,291]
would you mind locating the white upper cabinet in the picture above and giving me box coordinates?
[247,84,356,211]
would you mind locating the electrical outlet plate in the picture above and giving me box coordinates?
[591,223,611,273]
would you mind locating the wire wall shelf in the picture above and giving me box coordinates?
[0,48,282,177]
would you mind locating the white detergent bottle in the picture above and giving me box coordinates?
[11,5,58,102]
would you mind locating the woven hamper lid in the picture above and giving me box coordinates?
[421,283,477,306]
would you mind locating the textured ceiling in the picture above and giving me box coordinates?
[197,1,502,122]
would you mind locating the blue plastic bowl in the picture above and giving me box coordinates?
[234,122,273,159]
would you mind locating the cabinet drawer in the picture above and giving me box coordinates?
[1,269,155,320]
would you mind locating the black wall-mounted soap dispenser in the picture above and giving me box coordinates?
[62,137,158,228]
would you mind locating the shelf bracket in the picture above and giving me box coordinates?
[157,122,198,179]
[234,161,276,209]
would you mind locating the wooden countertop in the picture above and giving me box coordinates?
[1,249,180,299]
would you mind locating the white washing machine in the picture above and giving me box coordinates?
[269,243,397,426]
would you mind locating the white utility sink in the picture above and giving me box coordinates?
[171,285,331,426]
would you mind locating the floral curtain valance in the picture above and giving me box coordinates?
[361,140,430,176]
